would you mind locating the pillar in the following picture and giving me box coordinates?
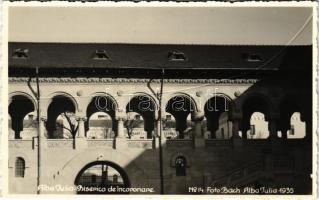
[268,119,279,139]
[117,117,125,138]
[115,116,127,149]
[280,128,288,140]
[267,114,280,147]
[75,116,87,149]
[76,117,87,138]
[39,117,47,138]
[192,111,205,148]
[231,116,243,148]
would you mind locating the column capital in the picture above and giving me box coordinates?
[76,116,87,122]
[40,117,47,122]
[191,111,205,122]
[115,116,126,121]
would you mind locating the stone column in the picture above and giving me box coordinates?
[268,119,279,139]
[76,117,87,138]
[231,116,243,148]
[115,116,127,149]
[280,128,288,140]
[192,111,205,148]
[117,117,125,138]
[39,117,47,138]
[268,114,280,147]
[75,116,87,149]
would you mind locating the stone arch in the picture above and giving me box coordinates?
[89,92,119,111]
[47,91,79,112]
[74,160,130,194]
[241,93,274,139]
[9,91,37,111]
[204,94,235,139]
[53,150,146,193]
[46,94,77,138]
[126,92,158,111]
[170,152,192,167]
[165,93,198,139]
[165,92,198,112]
[85,93,118,136]
[125,93,158,139]
[9,93,36,139]
[279,95,306,139]
[9,153,30,168]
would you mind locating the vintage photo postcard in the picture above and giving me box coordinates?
[1,1,318,199]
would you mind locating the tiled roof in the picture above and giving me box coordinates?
[9,42,312,72]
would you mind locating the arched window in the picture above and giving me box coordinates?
[288,112,306,139]
[15,157,25,177]
[175,156,187,176]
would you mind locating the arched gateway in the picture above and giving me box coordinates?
[74,161,130,194]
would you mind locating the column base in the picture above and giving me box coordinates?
[115,137,128,149]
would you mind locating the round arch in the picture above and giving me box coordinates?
[47,91,79,112]
[279,95,305,138]
[125,93,157,139]
[204,94,234,139]
[241,93,275,139]
[74,160,130,194]
[240,92,275,116]
[9,94,36,139]
[9,92,38,111]
[46,94,77,138]
[126,92,158,111]
[164,92,198,112]
[89,92,119,111]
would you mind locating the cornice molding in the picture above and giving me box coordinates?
[9,77,258,85]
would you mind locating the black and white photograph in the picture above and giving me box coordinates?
[3,2,317,197]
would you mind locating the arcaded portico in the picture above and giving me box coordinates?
[8,42,313,194]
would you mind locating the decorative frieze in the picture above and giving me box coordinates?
[9,77,258,85]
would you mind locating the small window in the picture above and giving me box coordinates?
[168,51,187,61]
[175,156,187,176]
[250,125,256,135]
[243,53,263,62]
[15,157,25,177]
[93,50,109,60]
[12,49,29,59]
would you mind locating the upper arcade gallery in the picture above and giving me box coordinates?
[8,41,313,143]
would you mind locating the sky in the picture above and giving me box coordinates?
[8,5,313,45]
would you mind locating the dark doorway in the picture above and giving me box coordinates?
[74,161,130,194]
